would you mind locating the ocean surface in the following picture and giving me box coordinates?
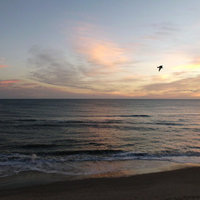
[1,99,200,179]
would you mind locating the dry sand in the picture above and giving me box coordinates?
[1,167,200,200]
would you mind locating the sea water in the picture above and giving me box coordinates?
[0,99,200,179]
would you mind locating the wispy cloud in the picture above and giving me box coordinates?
[27,46,83,87]
[27,21,134,94]
[152,22,178,33]
[142,22,179,41]
[27,46,109,93]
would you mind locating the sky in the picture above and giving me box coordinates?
[1,0,200,99]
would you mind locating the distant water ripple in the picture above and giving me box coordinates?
[0,99,200,177]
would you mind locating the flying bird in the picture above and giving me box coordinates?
[157,65,163,71]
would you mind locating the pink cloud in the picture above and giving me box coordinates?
[0,65,9,68]
[76,37,128,67]
[0,79,21,85]
[71,23,131,76]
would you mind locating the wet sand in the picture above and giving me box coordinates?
[1,167,200,200]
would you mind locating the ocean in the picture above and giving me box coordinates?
[1,99,200,180]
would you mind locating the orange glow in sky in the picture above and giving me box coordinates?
[1,1,200,98]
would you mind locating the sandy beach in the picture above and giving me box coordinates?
[1,167,200,200]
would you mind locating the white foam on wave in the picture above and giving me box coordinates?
[1,152,200,179]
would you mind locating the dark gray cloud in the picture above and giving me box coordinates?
[138,74,200,97]
[144,21,179,41]
[152,22,178,33]
[28,46,80,83]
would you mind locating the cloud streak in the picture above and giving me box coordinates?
[0,79,21,84]
[0,81,86,99]
[28,47,83,87]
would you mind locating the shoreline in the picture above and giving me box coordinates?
[1,165,200,200]
[0,160,191,189]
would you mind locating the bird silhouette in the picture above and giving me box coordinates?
[157,65,163,71]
